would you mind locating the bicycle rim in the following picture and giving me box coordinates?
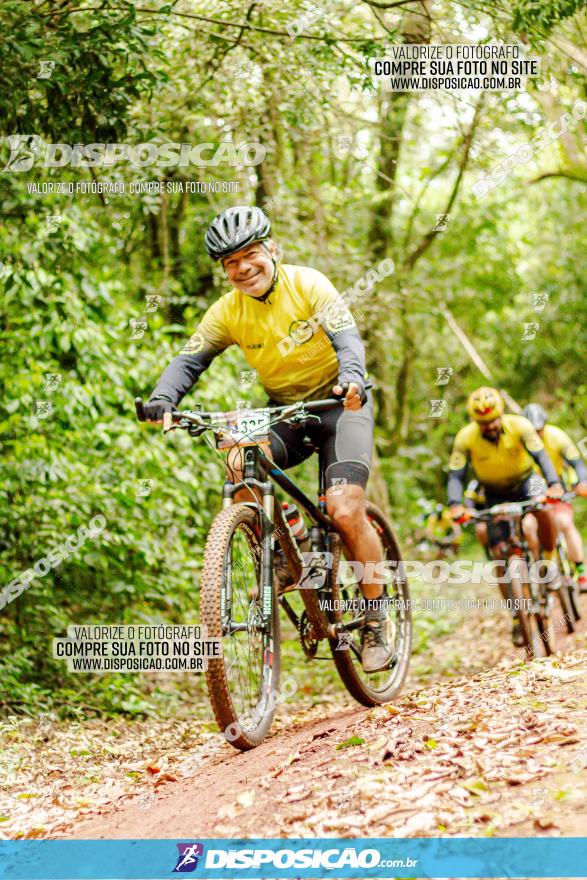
[328,503,412,705]
[557,580,576,633]
[557,539,581,622]
[532,562,555,655]
[201,504,280,750]
[510,576,545,659]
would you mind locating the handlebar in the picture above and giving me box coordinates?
[461,492,576,525]
[134,396,345,428]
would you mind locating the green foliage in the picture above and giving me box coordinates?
[0,0,166,141]
[0,0,586,718]
[511,0,585,36]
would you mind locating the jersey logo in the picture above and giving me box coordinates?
[181,332,204,354]
[246,343,264,349]
[322,303,355,335]
[449,450,467,470]
[289,319,315,345]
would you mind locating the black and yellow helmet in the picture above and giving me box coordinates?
[467,386,504,423]
[205,206,271,261]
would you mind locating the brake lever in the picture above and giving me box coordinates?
[288,412,322,426]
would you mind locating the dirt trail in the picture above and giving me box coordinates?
[57,600,587,841]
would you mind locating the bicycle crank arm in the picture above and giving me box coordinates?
[279,595,301,630]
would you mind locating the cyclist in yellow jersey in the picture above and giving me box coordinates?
[447,387,563,645]
[140,206,393,673]
[522,404,587,591]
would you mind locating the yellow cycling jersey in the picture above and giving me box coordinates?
[540,423,579,485]
[448,414,544,491]
[180,264,353,404]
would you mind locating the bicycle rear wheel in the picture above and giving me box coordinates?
[327,502,411,706]
[568,580,582,622]
[201,504,280,750]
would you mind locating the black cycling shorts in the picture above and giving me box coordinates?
[267,392,374,490]
[482,473,547,508]
[482,474,547,547]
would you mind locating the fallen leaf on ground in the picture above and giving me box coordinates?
[236,790,255,808]
[533,817,559,830]
[336,736,365,750]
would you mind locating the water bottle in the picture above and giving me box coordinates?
[282,502,310,548]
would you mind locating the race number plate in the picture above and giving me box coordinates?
[217,408,271,448]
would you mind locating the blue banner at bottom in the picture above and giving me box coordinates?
[0,837,586,879]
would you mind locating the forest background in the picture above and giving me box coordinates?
[1,0,586,719]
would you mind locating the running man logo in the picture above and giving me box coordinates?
[129,318,148,339]
[144,294,162,313]
[44,373,62,392]
[2,135,42,172]
[428,399,447,417]
[433,213,450,231]
[336,631,354,651]
[436,367,453,385]
[173,843,205,873]
[522,322,539,340]
[531,293,549,312]
[33,400,53,419]
[38,60,56,79]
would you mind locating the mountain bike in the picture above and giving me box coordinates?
[136,396,412,750]
[552,492,581,630]
[465,497,566,658]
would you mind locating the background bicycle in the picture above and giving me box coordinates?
[465,497,573,658]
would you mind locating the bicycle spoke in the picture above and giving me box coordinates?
[215,520,268,730]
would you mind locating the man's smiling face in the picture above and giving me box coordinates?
[222,241,276,297]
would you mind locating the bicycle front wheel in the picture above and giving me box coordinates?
[556,538,580,627]
[201,504,280,750]
[557,580,577,633]
[510,575,545,659]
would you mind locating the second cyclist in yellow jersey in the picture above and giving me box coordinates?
[447,387,564,645]
[522,404,587,591]
[448,413,547,492]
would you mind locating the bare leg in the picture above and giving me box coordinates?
[476,522,509,600]
[552,506,584,563]
[529,510,557,554]
[326,484,383,599]
[522,513,541,558]
[475,522,488,547]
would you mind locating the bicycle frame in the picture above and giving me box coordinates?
[466,497,564,621]
[229,442,341,642]
[165,398,346,643]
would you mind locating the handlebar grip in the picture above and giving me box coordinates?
[135,397,146,422]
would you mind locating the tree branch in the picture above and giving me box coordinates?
[197,1,258,91]
[361,0,424,8]
[402,94,484,272]
[401,147,456,253]
[527,169,587,184]
[136,7,388,42]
